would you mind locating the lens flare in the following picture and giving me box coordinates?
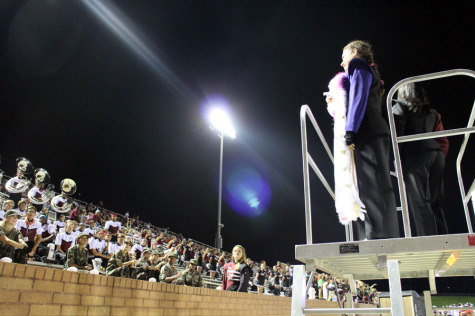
[224,166,271,218]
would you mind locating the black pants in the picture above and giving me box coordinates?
[353,133,399,240]
[402,150,448,236]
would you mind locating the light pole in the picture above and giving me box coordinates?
[208,108,235,252]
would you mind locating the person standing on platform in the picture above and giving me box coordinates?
[393,83,449,236]
[339,40,399,240]
[222,245,252,292]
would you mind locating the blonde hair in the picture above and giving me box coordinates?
[3,200,14,208]
[232,245,247,270]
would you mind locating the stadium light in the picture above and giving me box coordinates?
[207,107,236,252]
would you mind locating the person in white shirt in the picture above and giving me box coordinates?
[104,213,121,243]
[15,205,42,262]
[88,230,111,267]
[12,199,28,218]
[37,214,56,259]
[54,221,75,264]
[108,232,125,254]
[132,239,148,259]
[54,214,66,232]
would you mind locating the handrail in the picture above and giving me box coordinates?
[386,69,475,236]
[300,105,353,244]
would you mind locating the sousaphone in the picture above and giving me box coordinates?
[28,168,55,205]
[6,157,34,193]
[51,178,76,213]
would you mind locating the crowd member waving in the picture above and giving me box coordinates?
[222,245,252,292]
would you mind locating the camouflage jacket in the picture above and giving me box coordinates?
[181,269,202,287]
[64,245,89,270]
[159,263,178,282]
[135,258,152,275]
[107,249,132,273]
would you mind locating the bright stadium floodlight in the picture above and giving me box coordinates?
[209,108,236,139]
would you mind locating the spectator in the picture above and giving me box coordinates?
[181,258,202,287]
[107,238,135,277]
[109,232,125,254]
[16,205,42,263]
[68,205,82,221]
[84,220,96,237]
[88,229,111,267]
[64,232,92,271]
[159,252,183,284]
[88,210,102,226]
[54,221,76,264]
[132,239,148,259]
[13,199,28,218]
[104,213,121,243]
[222,245,252,292]
[256,261,267,294]
[0,210,27,260]
[0,200,15,221]
[54,214,66,232]
[135,248,158,280]
[37,215,55,258]
[208,249,218,280]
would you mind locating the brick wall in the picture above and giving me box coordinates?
[0,261,346,315]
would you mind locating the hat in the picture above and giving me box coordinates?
[4,210,20,218]
[168,251,178,258]
[76,232,89,240]
[39,215,48,221]
[97,230,107,235]
[142,248,151,255]
[189,259,198,265]
[78,222,86,226]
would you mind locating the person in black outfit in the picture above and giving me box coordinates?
[393,83,449,236]
[340,40,399,240]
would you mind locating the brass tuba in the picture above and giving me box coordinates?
[28,168,55,205]
[51,178,77,213]
[6,157,34,194]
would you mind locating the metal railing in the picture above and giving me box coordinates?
[386,68,475,236]
[300,105,353,244]
[300,68,475,244]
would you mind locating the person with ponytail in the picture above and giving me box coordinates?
[393,83,449,236]
[339,40,399,240]
[222,245,252,292]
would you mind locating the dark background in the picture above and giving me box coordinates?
[0,0,474,293]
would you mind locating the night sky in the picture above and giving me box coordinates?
[1,0,474,293]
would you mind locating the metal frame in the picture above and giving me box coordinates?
[386,68,475,236]
[300,105,353,244]
[293,69,475,316]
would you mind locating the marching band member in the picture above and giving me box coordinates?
[6,158,34,205]
[104,213,121,243]
[54,221,76,264]
[28,168,54,211]
[15,205,42,263]
[37,214,56,259]
[0,200,15,221]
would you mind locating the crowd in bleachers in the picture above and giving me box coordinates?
[0,171,381,301]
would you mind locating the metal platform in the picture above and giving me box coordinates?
[295,233,475,280]
[292,69,475,315]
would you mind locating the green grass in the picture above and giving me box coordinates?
[431,296,475,307]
